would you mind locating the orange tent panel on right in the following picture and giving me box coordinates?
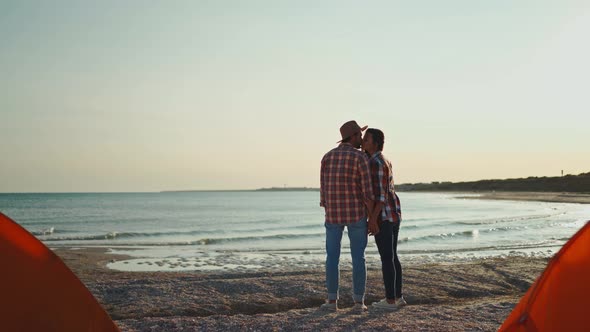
[499,221,590,332]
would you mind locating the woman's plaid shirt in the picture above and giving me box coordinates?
[320,143,374,224]
[369,151,402,223]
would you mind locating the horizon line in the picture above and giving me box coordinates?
[2,171,586,194]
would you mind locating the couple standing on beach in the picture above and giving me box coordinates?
[320,120,404,311]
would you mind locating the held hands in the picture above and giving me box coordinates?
[367,201,383,236]
[368,219,380,236]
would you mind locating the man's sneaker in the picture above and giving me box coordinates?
[320,301,337,311]
[371,298,399,310]
[352,302,368,312]
[395,296,407,307]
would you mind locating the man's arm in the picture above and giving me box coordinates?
[320,158,326,207]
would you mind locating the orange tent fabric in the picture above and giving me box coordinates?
[0,212,120,332]
[499,221,590,332]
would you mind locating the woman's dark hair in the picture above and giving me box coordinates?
[366,128,384,151]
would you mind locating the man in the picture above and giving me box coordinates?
[362,128,406,310]
[320,120,374,311]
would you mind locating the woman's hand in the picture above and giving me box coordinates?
[368,219,380,236]
[369,202,383,236]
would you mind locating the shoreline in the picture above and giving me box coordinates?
[458,191,590,204]
[53,247,549,331]
[400,191,590,204]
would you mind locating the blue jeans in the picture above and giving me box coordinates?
[325,218,368,302]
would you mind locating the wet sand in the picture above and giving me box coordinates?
[458,191,590,204]
[54,247,549,331]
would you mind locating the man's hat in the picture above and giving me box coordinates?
[338,120,368,143]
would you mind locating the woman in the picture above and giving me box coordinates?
[362,128,406,310]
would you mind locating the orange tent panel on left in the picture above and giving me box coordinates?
[0,212,120,332]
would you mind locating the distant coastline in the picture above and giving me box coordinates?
[160,189,256,193]
[397,172,590,193]
[255,187,319,192]
[160,187,319,193]
[160,171,590,194]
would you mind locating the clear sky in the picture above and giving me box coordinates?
[1,1,589,192]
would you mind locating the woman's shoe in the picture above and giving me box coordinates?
[371,298,399,310]
[395,296,407,307]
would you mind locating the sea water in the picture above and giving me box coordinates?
[1,192,588,271]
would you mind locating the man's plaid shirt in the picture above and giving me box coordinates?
[369,151,402,223]
[320,143,374,224]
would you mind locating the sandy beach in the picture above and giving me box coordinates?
[54,247,549,332]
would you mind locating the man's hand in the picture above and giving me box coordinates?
[368,219,380,236]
